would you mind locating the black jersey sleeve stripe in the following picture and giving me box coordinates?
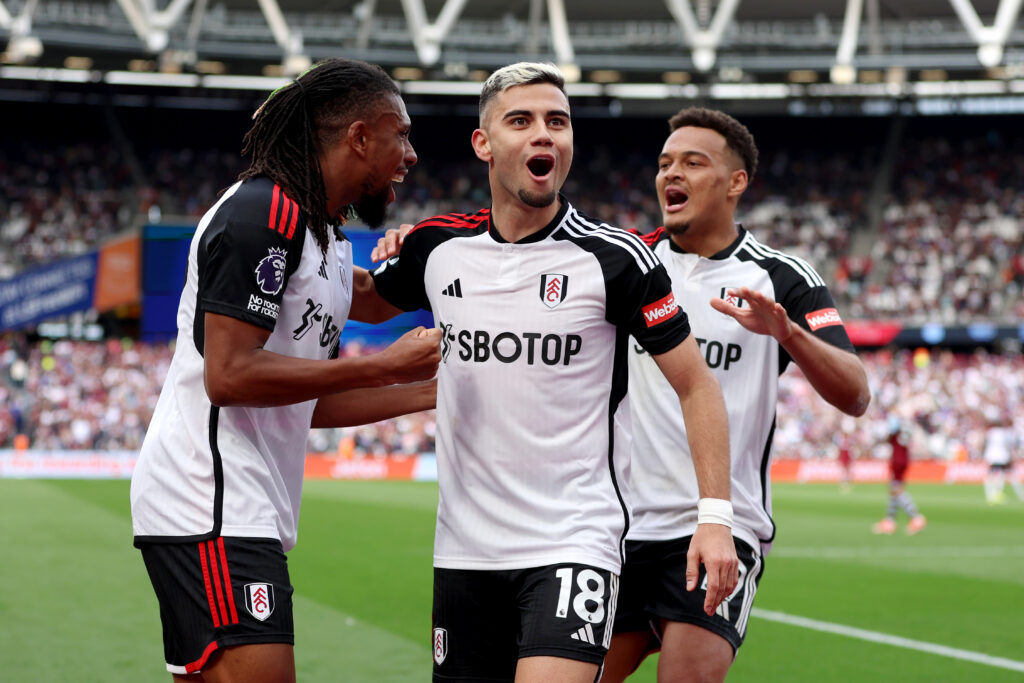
[752,239,825,287]
[742,238,825,288]
[739,241,815,287]
[562,213,657,274]
[567,209,660,271]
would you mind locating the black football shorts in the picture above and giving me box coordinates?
[432,562,619,681]
[613,536,764,653]
[139,536,294,675]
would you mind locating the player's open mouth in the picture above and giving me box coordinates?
[526,155,555,180]
[388,171,406,203]
[664,186,688,212]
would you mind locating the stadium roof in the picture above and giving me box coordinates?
[2,0,1023,114]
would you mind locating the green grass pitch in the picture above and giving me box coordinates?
[2,478,1022,681]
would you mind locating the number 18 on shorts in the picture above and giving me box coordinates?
[432,563,619,680]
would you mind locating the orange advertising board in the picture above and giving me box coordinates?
[94,234,141,311]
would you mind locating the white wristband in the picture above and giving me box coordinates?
[697,498,733,528]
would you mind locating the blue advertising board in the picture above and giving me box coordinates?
[0,253,98,331]
[140,224,433,343]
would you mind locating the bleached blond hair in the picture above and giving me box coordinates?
[478,62,566,125]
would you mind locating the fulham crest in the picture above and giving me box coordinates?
[540,273,568,309]
[433,627,448,665]
[244,582,275,621]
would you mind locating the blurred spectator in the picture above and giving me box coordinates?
[2,333,1021,460]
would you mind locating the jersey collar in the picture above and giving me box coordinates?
[667,224,748,260]
[488,194,570,244]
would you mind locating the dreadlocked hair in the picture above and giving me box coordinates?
[240,58,400,253]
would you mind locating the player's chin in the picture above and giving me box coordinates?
[663,219,690,236]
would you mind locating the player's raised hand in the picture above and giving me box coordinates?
[370,223,415,262]
[710,286,795,342]
[381,326,442,383]
[686,523,739,616]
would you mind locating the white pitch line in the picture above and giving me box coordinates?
[752,608,1024,673]
[771,546,1024,559]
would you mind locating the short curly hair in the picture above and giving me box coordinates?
[668,107,758,182]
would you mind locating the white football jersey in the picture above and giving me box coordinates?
[372,199,691,573]
[131,177,353,551]
[627,226,854,556]
[984,427,1014,466]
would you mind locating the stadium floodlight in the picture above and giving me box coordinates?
[0,65,95,83]
[4,34,42,63]
[202,74,288,91]
[282,54,312,78]
[104,70,200,87]
[400,80,483,95]
[692,47,716,72]
[604,83,699,99]
[559,63,581,84]
[977,43,1004,68]
[709,83,791,99]
[830,64,857,85]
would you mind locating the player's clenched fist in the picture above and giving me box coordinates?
[384,326,442,383]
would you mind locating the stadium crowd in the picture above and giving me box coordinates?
[2,113,1021,457]
[2,333,1021,463]
[3,125,1021,322]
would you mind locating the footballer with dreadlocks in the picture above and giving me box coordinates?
[131,58,441,682]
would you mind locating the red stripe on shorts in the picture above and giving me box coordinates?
[198,542,221,628]
[217,537,239,624]
[185,641,220,674]
[207,540,230,627]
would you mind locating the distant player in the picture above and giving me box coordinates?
[837,427,855,493]
[358,62,737,683]
[601,108,870,683]
[983,416,1024,504]
[872,417,927,534]
[130,59,441,682]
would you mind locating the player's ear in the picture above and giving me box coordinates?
[727,168,748,198]
[348,121,370,158]
[471,128,492,164]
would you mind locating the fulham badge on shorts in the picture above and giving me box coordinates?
[432,627,448,665]
[540,273,568,309]
[244,582,275,621]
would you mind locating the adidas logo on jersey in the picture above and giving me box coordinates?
[442,278,463,297]
[570,623,596,645]
[317,257,328,280]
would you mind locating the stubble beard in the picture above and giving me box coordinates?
[664,220,690,236]
[352,176,391,228]
[517,188,557,208]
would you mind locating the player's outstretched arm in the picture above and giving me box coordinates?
[204,314,442,407]
[311,378,436,427]
[652,335,738,615]
[711,287,870,416]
